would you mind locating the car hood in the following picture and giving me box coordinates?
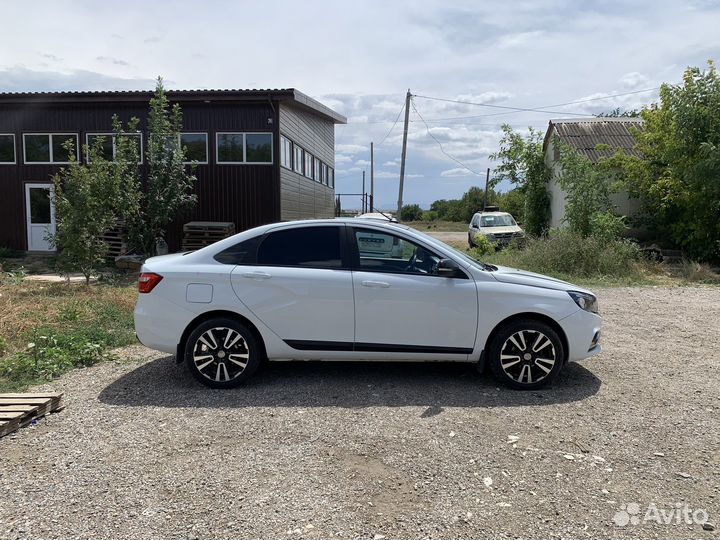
[478,226,523,235]
[490,265,591,293]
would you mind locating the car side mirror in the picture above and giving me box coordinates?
[437,258,464,278]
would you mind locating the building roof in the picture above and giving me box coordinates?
[0,88,347,124]
[543,117,643,162]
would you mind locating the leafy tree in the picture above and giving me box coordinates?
[400,203,424,221]
[596,107,640,118]
[490,125,550,236]
[124,78,197,256]
[495,188,525,224]
[554,140,623,236]
[52,121,138,284]
[614,61,720,261]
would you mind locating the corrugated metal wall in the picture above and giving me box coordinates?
[0,99,281,251]
[278,103,335,221]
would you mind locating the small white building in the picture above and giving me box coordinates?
[543,118,643,228]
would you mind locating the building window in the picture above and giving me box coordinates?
[24,133,78,164]
[328,167,334,188]
[293,145,304,173]
[280,135,293,169]
[86,133,143,163]
[321,163,328,185]
[0,134,15,164]
[304,153,314,179]
[180,133,208,164]
[314,158,320,183]
[216,133,245,163]
[245,133,273,163]
[216,132,273,164]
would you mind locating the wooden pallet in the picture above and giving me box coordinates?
[0,393,64,438]
[182,221,236,251]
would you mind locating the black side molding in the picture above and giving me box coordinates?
[284,340,472,355]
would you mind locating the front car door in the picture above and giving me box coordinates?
[349,226,478,358]
[229,224,355,352]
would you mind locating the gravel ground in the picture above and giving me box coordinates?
[1,286,719,539]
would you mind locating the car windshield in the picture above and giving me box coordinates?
[481,214,516,227]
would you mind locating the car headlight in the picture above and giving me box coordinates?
[568,291,598,314]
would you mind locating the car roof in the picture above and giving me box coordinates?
[476,211,512,216]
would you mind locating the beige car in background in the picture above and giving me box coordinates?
[468,209,526,248]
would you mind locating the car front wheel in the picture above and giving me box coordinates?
[184,318,261,388]
[487,319,564,390]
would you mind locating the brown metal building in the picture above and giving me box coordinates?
[0,89,346,252]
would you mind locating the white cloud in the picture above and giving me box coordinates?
[441,168,473,177]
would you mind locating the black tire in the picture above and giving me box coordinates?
[468,232,475,249]
[487,319,564,390]
[184,318,261,388]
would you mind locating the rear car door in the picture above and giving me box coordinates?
[349,226,478,356]
[229,224,354,346]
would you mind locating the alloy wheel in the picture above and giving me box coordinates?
[499,329,557,385]
[192,327,250,383]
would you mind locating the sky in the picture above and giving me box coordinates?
[1,0,719,209]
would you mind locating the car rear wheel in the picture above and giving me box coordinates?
[487,319,564,390]
[184,318,261,388]
[468,232,475,248]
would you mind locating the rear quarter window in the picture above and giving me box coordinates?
[214,235,262,265]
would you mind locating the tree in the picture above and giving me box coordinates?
[496,188,525,224]
[615,61,720,261]
[400,204,424,221]
[52,118,139,284]
[554,140,622,236]
[490,125,550,236]
[124,77,197,256]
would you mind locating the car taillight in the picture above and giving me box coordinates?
[138,272,163,293]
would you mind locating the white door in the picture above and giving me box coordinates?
[350,227,478,355]
[230,224,355,349]
[25,184,56,251]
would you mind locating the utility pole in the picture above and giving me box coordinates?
[362,170,366,213]
[370,142,374,212]
[483,168,491,210]
[396,89,412,221]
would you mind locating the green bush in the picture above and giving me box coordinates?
[471,233,496,256]
[422,210,439,222]
[400,204,424,221]
[475,228,645,280]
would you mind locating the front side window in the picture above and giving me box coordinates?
[293,145,304,173]
[180,133,208,163]
[353,228,441,275]
[24,133,78,164]
[0,134,15,163]
[257,226,342,268]
[304,153,314,178]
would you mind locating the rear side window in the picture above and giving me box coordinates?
[257,226,342,268]
[214,235,262,265]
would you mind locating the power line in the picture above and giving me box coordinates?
[410,98,483,177]
[375,101,406,146]
[413,93,599,117]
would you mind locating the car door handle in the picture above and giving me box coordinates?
[241,271,272,280]
[361,280,390,288]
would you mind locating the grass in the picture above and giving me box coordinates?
[405,220,469,232]
[0,278,138,391]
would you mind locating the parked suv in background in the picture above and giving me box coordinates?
[469,208,525,248]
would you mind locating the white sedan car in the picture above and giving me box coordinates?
[134,219,602,390]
